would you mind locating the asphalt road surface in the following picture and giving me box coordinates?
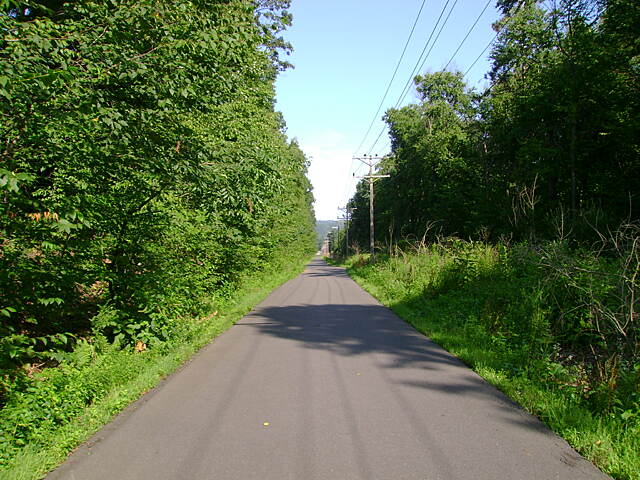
[49,258,609,480]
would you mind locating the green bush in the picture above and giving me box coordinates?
[0,253,309,477]
[345,239,639,479]
[0,0,315,408]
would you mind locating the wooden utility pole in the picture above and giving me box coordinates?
[353,155,389,255]
[338,206,356,256]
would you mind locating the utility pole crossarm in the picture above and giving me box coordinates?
[351,155,392,255]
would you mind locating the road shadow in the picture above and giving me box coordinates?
[302,260,350,278]
[238,303,465,373]
[237,301,578,441]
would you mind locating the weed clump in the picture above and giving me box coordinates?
[345,236,639,480]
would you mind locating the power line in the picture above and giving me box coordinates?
[346,0,429,210]
[463,31,497,77]
[366,0,458,154]
[340,159,370,213]
[443,0,492,71]
[365,125,387,158]
[367,3,506,158]
[340,156,357,206]
[367,0,460,155]
[353,0,428,156]
[389,0,456,113]
[463,0,528,81]
[412,0,459,95]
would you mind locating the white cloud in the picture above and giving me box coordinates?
[298,131,358,221]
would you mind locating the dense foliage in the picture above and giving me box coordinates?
[342,1,639,470]
[345,2,638,351]
[345,244,639,479]
[348,0,638,244]
[1,0,315,402]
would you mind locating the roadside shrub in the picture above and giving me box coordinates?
[345,237,639,478]
[348,237,638,415]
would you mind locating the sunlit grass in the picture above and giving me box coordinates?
[0,257,310,480]
[343,247,638,480]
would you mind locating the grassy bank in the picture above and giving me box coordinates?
[340,243,638,480]
[0,256,310,480]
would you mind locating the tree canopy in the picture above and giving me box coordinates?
[1,0,315,370]
[347,0,639,247]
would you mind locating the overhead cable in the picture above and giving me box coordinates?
[443,0,492,71]
[463,31,497,77]
[405,0,459,104]
[366,0,458,154]
[352,0,429,156]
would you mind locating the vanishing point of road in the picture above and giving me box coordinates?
[49,258,608,480]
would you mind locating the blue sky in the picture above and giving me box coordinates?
[275,0,501,220]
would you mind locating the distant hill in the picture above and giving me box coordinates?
[315,220,343,248]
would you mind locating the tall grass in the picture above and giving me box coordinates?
[0,255,310,480]
[344,239,638,480]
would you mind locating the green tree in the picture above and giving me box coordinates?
[1,0,315,370]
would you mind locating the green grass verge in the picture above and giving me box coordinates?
[342,251,638,480]
[0,256,310,480]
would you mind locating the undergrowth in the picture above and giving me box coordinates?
[0,255,310,480]
[343,240,638,480]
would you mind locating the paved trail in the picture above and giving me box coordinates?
[49,258,608,480]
